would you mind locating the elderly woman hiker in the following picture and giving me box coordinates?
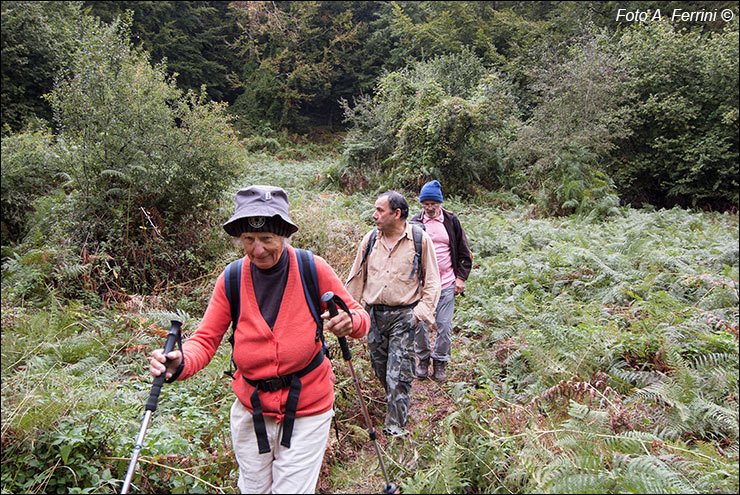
[149,185,370,494]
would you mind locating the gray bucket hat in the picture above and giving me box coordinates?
[223,185,299,237]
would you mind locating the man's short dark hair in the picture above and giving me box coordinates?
[379,191,409,220]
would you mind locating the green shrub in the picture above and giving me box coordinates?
[610,20,739,209]
[2,414,118,494]
[534,145,621,219]
[340,48,520,196]
[1,128,65,245]
[32,12,243,293]
[509,28,630,217]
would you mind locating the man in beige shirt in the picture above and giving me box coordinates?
[346,191,440,437]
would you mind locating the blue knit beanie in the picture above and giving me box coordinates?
[419,180,443,203]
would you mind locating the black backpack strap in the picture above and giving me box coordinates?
[223,258,243,379]
[345,228,377,286]
[295,248,324,348]
[361,226,419,278]
[280,347,326,448]
[364,228,378,267]
[410,224,423,279]
[249,386,270,453]
[245,347,326,453]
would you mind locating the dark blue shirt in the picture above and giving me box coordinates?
[250,248,289,329]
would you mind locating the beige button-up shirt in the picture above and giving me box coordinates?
[346,222,441,326]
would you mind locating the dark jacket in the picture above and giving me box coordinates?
[411,208,473,282]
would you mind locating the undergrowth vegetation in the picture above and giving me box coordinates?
[2,3,737,493]
[2,154,737,493]
[394,202,738,494]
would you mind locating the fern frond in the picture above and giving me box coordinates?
[693,398,739,435]
[55,262,90,279]
[609,359,663,387]
[621,455,696,493]
[545,472,615,494]
[603,431,661,455]
[66,356,117,385]
[691,351,737,370]
[100,168,131,181]
[562,399,609,431]
[403,429,470,493]
[721,441,738,458]
[66,356,103,376]
[636,381,691,421]
[567,399,590,420]
[105,187,128,198]
[652,424,683,442]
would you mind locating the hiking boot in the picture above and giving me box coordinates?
[416,358,430,380]
[432,360,447,382]
[382,425,410,438]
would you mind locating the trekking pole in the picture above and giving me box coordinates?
[321,292,399,495]
[121,320,182,494]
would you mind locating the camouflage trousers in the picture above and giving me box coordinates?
[367,305,417,429]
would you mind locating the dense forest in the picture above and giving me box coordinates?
[2,1,738,494]
[3,1,739,218]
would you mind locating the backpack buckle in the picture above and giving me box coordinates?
[259,376,291,392]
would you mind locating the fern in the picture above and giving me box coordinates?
[55,262,90,280]
[99,168,131,181]
[603,431,662,455]
[524,400,707,493]
[610,360,663,388]
[693,399,739,437]
[403,429,470,494]
[618,455,695,493]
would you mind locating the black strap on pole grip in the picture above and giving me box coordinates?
[321,292,353,361]
[145,320,182,412]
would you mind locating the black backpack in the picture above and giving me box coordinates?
[222,248,324,378]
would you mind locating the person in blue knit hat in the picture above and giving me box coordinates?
[411,180,473,381]
[419,180,444,203]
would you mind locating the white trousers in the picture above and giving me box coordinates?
[230,398,333,494]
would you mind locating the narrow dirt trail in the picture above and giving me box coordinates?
[317,335,461,494]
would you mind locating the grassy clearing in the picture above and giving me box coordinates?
[2,153,737,493]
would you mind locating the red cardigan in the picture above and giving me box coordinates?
[178,246,370,422]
